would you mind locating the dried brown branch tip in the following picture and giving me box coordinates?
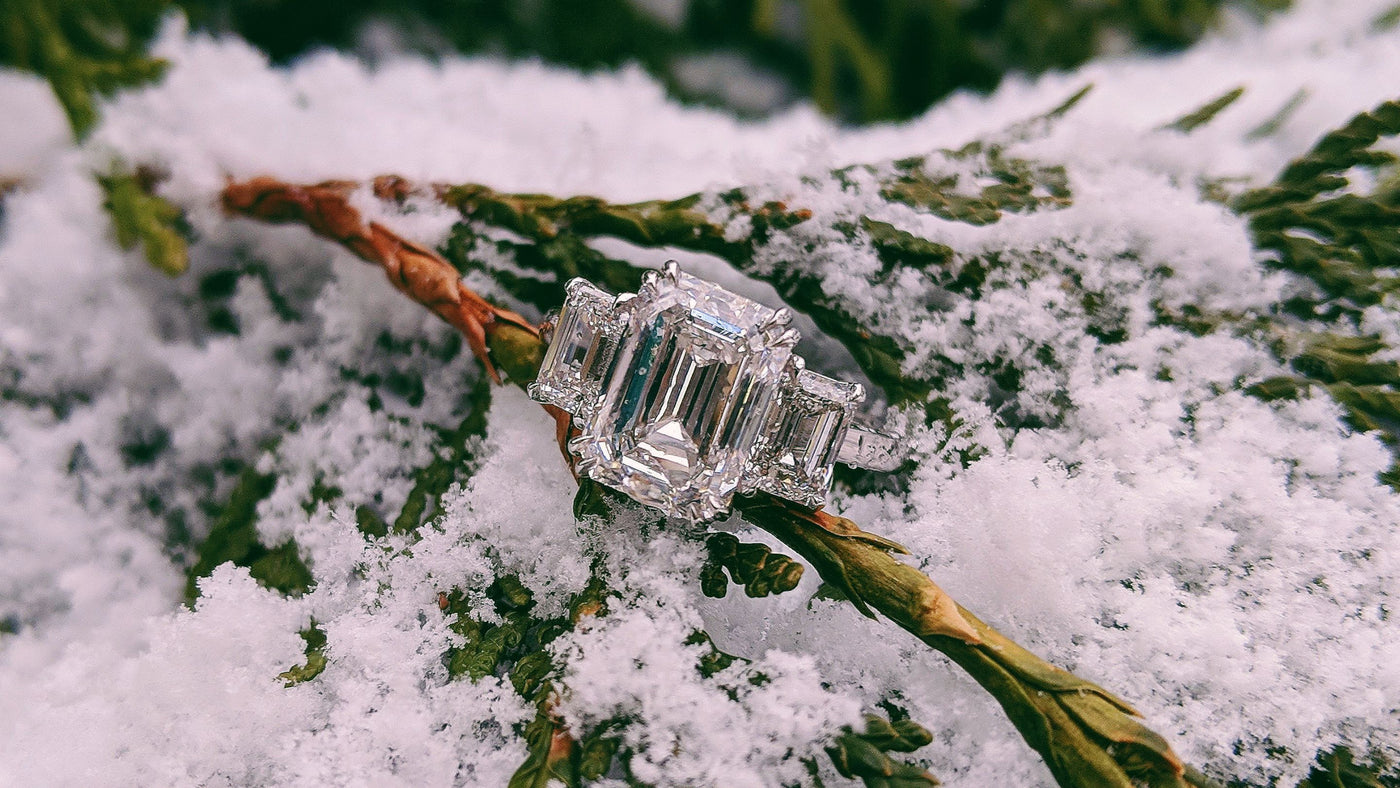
[221,177,537,384]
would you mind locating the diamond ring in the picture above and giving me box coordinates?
[528,262,904,523]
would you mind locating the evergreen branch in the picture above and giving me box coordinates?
[389,175,923,405]
[0,0,169,139]
[1161,86,1245,133]
[802,0,893,120]
[218,177,1209,788]
[439,573,610,788]
[1001,85,1095,143]
[391,375,494,534]
[510,694,579,788]
[826,714,939,787]
[438,576,611,788]
[744,497,1210,788]
[98,165,189,275]
[1375,4,1400,32]
[1245,89,1309,141]
[701,532,806,599]
[740,496,975,640]
[874,148,1072,224]
[362,158,1067,408]
[1234,99,1400,490]
[1297,746,1400,787]
[0,175,21,201]
[1234,97,1400,310]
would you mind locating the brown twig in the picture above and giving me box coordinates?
[221,177,537,384]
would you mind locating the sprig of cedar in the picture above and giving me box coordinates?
[186,92,1400,788]
[1237,99,1400,485]
[215,155,1210,787]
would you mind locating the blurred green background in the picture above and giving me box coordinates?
[5,0,1285,135]
[178,0,1272,122]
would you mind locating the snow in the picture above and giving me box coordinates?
[3,1,1400,785]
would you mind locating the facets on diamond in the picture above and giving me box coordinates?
[577,269,795,522]
[528,279,618,416]
[752,369,861,507]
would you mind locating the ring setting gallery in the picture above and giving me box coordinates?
[528,262,904,524]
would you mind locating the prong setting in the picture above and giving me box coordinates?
[529,264,901,522]
[761,307,793,332]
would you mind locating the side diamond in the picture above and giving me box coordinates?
[751,368,863,508]
[528,278,618,416]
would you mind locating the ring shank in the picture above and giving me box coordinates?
[836,424,904,472]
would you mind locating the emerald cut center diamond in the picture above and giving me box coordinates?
[574,268,796,522]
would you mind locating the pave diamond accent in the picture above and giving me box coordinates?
[528,279,618,418]
[752,369,863,507]
[573,268,796,522]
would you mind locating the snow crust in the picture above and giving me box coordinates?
[2,1,1399,785]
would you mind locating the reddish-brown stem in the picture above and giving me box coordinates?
[221,177,537,383]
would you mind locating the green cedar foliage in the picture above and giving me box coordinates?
[0,0,168,139]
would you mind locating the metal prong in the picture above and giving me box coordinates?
[791,355,806,371]
[539,310,559,344]
[682,499,720,524]
[640,269,662,289]
[663,260,681,281]
[611,293,636,327]
[564,277,591,295]
[760,307,793,333]
[846,382,866,405]
[766,326,801,346]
